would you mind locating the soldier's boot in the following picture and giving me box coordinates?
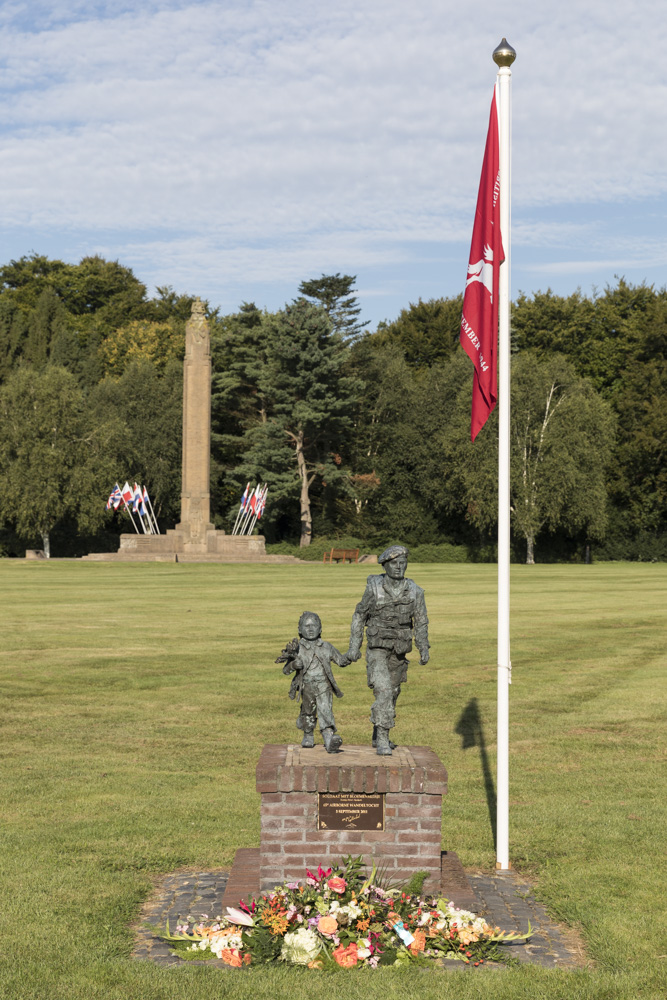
[372,725,396,750]
[322,727,342,753]
[375,726,393,756]
[301,731,315,748]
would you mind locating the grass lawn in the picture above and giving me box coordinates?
[0,559,665,1000]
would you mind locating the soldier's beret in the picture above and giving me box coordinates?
[378,544,409,565]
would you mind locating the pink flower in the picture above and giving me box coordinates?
[327,876,347,893]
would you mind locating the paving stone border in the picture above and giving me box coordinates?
[468,872,586,968]
[134,870,232,969]
[133,866,586,971]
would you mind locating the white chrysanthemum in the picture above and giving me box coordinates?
[280,927,322,965]
[339,902,362,920]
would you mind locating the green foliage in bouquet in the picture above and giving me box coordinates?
[154,855,531,970]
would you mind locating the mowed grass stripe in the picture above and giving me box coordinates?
[0,560,665,999]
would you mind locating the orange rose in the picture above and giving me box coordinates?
[409,929,426,954]
[333,942,359,968]
[327,876,347,893]
[317,915,338,936]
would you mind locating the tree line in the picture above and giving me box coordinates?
[0,253,664,562]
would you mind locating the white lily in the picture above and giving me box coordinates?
[225,906,255,927]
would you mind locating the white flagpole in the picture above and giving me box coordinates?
[246,484,267,535]
[232,483,251,535]
[144,489,160,535]
[493,37,515,872]
[121,496,140,533]
[239,486,259,535]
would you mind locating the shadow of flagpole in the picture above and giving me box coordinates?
[455,698,497,848]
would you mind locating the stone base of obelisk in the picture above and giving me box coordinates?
[83,528,301,563]
[254,744,448,895]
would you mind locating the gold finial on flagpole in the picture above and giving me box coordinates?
[493,38,516,67]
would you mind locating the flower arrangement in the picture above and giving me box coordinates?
[154,855,530,969]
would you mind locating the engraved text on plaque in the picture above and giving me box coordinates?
[318,792,384,830]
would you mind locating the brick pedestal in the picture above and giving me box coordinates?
[256,744,447,894]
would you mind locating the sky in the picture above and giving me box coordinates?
[1,0,666,328]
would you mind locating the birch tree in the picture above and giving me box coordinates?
[448,353,615,563]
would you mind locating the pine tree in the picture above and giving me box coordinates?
[298,273,369,342]
[233,299,362,546]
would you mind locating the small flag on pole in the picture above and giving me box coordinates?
[106,485,122,510]
[132,483,142,514]
[121,482,133,505]
[460,88,505,441]
[256,485,268,519]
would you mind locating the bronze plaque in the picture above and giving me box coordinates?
[318,792,384,831]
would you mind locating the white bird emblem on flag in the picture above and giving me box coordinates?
[466,244,494,298]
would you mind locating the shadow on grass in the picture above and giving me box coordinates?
[455,698,497,848]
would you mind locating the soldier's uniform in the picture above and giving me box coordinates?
[349,559,429,734]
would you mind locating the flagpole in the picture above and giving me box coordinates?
[232,483,250,535]
[246,485,267,536]
[121,496,140,533]
[493,37,515,872]
[145,492,160,535]
[239,486,258,535]
[143,488,159,535]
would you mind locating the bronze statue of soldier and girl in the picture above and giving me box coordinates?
[276,545,430,757]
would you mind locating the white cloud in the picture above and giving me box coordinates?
[1,0,666,320]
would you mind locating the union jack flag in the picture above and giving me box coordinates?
[106,485,122,510]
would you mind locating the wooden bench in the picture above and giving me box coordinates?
[323,547,359,564]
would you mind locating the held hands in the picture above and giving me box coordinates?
[346,647,361,663]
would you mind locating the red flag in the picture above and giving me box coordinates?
[460,89,505,441]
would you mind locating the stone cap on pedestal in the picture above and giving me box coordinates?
[256,744,447,795]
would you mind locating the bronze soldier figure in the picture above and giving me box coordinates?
[346,545,430,755]
[277,611,349,753]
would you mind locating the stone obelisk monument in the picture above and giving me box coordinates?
[175,298,215,542]
[86,299,289,562]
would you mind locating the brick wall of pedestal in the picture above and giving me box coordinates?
[256,744,447,894]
